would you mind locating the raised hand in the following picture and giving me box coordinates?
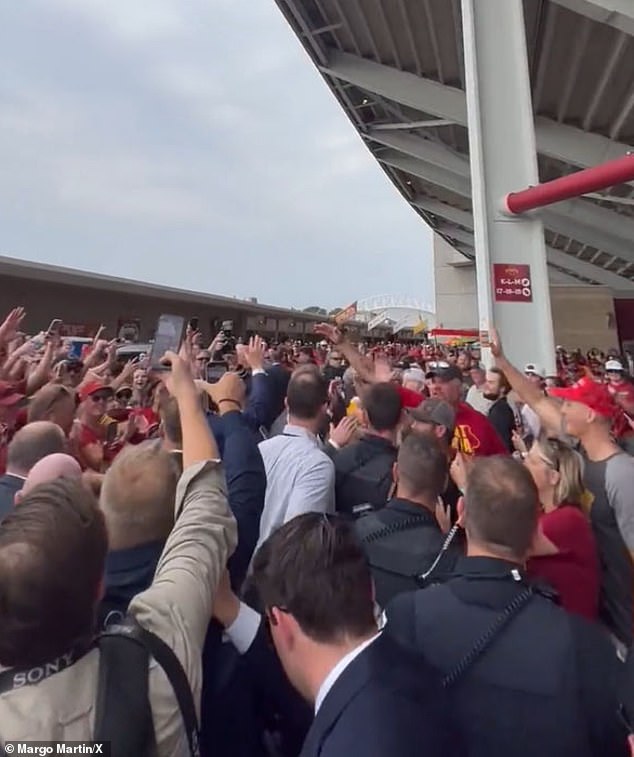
[205,371,246,410]
[161,351,196,401]
[435,497,453,535]
[92,325,106,346]
[329,415,357,449]
[374,358,394,383]
[489,327,503,360]
[209,331,226,355]
[0,307,26,344]
[245,335,265,371]
[314,322,343,345]
[450,451,472,493]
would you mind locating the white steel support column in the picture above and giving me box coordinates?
[461,0,556,372]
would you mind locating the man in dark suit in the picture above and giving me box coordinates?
[0,420,66,519]
[213,512,458,757]
[265,348,291,427]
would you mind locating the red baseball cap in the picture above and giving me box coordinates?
[0,381,25,407]
[78,381,113,403]
[549,377,616,418]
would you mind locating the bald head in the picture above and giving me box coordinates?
[100,440,178,550]
[18,454,82,502]
[7,422,67,477]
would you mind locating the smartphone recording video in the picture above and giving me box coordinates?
[206,361,228,384]
[149,314,185,371]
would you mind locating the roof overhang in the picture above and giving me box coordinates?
[274,0,634,293]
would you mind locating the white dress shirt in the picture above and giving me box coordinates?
[225,603,381,714]
[313,633,381,713]
[256,424,335,550]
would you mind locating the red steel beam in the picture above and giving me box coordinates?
[504,153,634,214]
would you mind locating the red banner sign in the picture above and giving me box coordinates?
[492,264,533,303]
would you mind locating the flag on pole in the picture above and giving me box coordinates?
[334,301,358,326]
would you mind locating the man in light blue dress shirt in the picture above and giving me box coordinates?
[256,367,335,551]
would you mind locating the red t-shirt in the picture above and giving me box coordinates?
[398,387,507,457]
[527,505,599,621]
[71,421,107,471]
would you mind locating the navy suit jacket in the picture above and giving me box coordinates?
[206,409,265,588]
[0,473,22,521]
[244,372,276,434]
[299,633,458,757]
[265,363,291,426]
[241,621,458,757]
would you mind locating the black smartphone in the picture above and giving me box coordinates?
[105,421,119,445]
[150,314,185,371]
[189,316,199,332]
[206,361,228,384]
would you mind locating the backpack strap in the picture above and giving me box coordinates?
[96,619,201,757]
[94,630,154,756]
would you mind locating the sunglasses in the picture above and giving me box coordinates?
[91,393,111,402]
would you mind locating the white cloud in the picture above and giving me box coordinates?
[50,0,189,43]
[0,0,433,309]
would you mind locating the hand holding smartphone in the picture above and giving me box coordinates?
[150,314,185,371]
[46,319,63,338]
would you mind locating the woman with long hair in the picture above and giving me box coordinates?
[524,434,600,621]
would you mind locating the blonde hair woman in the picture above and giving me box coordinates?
[523,434,600,620]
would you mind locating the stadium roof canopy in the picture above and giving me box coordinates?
[274,0,634,296]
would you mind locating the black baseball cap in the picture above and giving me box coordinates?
[425,363,463,383]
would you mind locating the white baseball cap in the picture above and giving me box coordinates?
[605,359,624,372]
[524,363,545,379]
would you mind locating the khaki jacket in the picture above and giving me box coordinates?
[0,461,237,755]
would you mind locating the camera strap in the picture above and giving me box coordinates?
[0,641,95,694]
[0,621,199,757]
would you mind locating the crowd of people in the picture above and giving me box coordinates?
[1,304,634,756]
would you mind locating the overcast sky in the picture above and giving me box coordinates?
[0,0,433,311]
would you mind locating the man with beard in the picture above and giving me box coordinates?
[483,368,516,453]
